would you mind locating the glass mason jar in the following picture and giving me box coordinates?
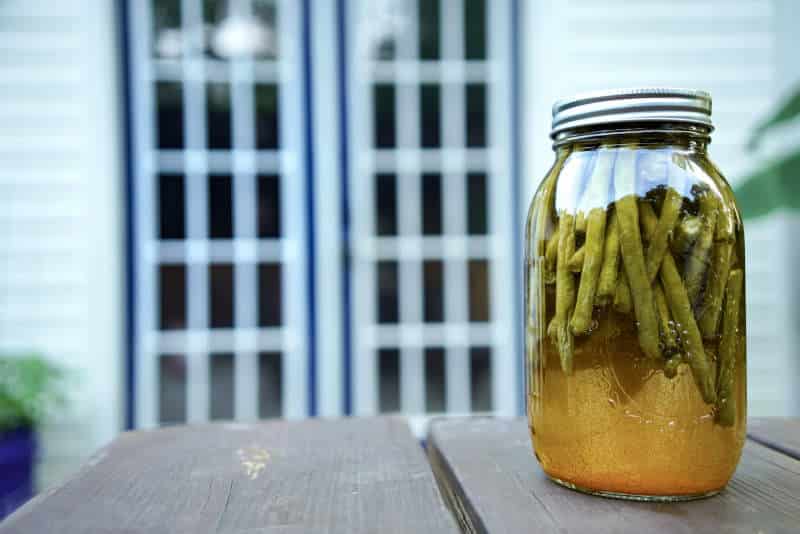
[524,89,746,501]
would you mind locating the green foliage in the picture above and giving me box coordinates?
[736,84,800,218]
[748,85,800,150]
[0,356,65,433]
[735,151,800,219]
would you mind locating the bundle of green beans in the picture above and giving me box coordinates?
[538,145,743,426]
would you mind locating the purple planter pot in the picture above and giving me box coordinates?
[0,427,36,521]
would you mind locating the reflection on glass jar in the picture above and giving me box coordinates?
[524,89,746,501]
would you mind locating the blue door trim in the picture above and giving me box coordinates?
[118,0,136,430]
[302,0,319,416]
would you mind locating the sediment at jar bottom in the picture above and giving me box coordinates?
[529,319,746,497]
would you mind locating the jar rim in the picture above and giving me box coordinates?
[551,88,713,139]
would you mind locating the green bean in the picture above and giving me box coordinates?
[698,241,733,339]
[661,249,717,403]
[670,215,701,257]
[644,187,682,282]
[595,210,619,306]
[534,150,571,285]
[570,149,617,334]
[550,212,577,374]
[614,147,662,360]
[654,283,679,356]
[715,194,736,242]
[613,268,632,314]
[717,269,743,426]
[575,211,587,234]
[567,246,585,273]
[545,226,560,275]
[640,199,679,356]
[664,356,681,379]
[533,150,570,257]
[685,191,718,305]
[641,203,717,403]
[639,198,658,237]
[571,209,605,333]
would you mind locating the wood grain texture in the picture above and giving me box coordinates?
[1,417,459,534]
[748,417,800,460]
[428,417,800,534]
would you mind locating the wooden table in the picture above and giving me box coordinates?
[1,417,798,533]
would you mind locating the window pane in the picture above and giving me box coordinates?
[375,173,397,236]
[258,352,282,418]
[208,174,233,238]
[159,354,186,425]
[152,0,181,58]
[156,82,184,149]
[159,264,186,329]
[464,0,486,60]
[255,84,279,149]
[377,260,399,323]
[466,83,487,147]
[421,173,442,235]
[258,263,282,326]
[210,353,234,420]
[378,348,400,413]
[203,0,224,58]
[420,84,441,148]
[252,0,279,59]
[209,264,234,328]
[423,260,444,323]
[418,0,440,60]
[203,0,221,25]
[159,173,185,239]
[467,172,488,235]
[373,84,396,148]
[468,259,490,321]
[207,82,232,149]
[257,174,281,238]
[425,347,446,412]
[470,347,492,411]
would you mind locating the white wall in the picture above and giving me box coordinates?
[0,0,124,487]
[522,0,800,416]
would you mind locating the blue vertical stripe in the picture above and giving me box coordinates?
[119,0,136,430]
[336,0,353,415]
[510,0,524,416]
[302,0,318,416]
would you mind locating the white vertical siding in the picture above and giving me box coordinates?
[0,0,124,487]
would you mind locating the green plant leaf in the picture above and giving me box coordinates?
[0,355,65,432]
[748,86,800,150]
[734,150,800,219]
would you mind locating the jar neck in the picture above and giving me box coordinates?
[554,122,711,155]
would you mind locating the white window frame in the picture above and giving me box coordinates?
[128,0,310,428]
[343,0,519,418]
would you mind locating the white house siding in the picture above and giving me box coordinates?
[523,0,800,416]
[0,0,124,488]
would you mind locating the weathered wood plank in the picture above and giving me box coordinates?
[748,417,800,460]
[2,417,459,534]
[428,417,800,534]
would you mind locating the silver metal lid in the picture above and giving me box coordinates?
[551,88,713,138]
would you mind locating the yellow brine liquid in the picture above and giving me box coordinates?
[528,306,746,497]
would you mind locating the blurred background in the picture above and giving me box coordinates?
[1,0,799,499]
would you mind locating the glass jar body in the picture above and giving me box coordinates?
[524,131,746,500]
